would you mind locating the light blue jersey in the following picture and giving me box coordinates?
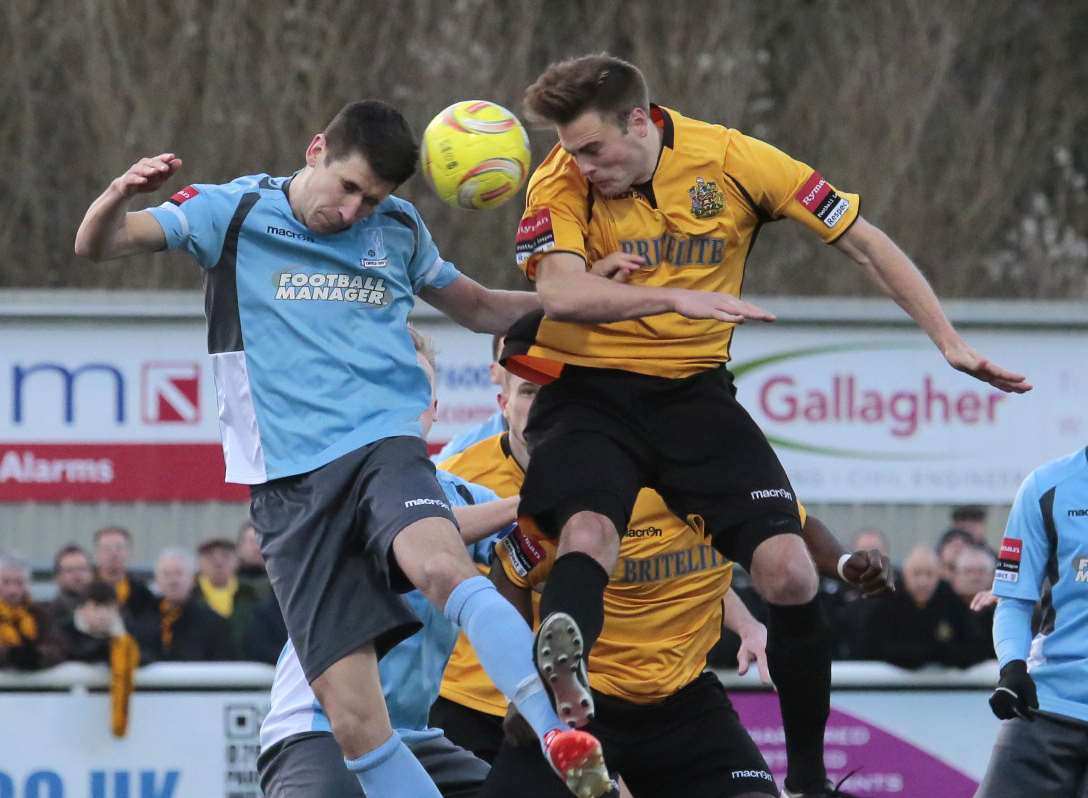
[260,469,508,751]
[433,410,507,462]
[992,446,1088,723]
[147,175,461,483]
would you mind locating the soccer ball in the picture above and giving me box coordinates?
[421,100,531,210]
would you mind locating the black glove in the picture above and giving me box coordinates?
[989,659,1038,720]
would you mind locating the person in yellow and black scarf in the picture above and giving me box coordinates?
[55,580,141,736]
[135,549,236,662]
[0,552,62,671]
[93,526,158,637]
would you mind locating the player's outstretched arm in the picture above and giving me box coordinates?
[420,274,540,335]
[451,496,519,545]
[833,216,1031,393]
[721,590,772,685]
[74,153,181,261]
[537,252,775,324]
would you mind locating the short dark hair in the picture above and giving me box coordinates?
[936,527,973,554]
[81,580,118,607]
[323,100,418,186]
[197,538,236,556]
[524,54,650,130]
[952,505,986,523]
[54,543,89,571]
[93,526,131,545]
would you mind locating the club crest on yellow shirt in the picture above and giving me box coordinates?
[688,177,724,218]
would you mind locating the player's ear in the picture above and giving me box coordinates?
[305,134,327,168]
[628,107,650,137]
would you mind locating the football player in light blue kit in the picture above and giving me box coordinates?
[260,330,511,797]
[976,445,1088,797]
[75,100,611,798]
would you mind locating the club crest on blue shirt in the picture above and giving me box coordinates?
[362,229,389,268]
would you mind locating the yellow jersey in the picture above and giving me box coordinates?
[509,105,860,381]
[437,432,804,707]
[437,433,526,715]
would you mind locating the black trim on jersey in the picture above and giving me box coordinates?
[826,197,861,245]
[205,192,260,354]
[499,432,513,460]
[280,175,294,201]
[453,483,477,506]
[382,210,420,262]
[651,104,675,149]
[258,176,275,191]
[723,172,772,224]
[631,180,657,209]
[1036,486,1060,636]
[586,187,595,224]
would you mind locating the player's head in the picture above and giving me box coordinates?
[409,325,439,438]
[498,366,540,463]
[297,101,419,234]
[524,54,656,197]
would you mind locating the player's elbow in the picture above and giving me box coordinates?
[73,237,104,262]
[538,285,580,322]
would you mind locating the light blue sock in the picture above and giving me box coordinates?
[344,731,441,798]
[444,575,565,742]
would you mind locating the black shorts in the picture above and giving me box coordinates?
[250,436,458,683]
[520,365,800,570]
[429,695,506,764]
[481,672,778,798]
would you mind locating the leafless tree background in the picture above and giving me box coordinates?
[1,0,1085,296]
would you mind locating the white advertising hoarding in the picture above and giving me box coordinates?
[729,325,1084,502]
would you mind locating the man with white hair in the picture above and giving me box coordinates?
[133,548,235,662]
[0,553,61,670]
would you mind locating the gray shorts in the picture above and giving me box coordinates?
[258,731,490,797]
[251,436,459,683]
[976,713,1088,798]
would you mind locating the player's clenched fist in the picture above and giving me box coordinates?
[669,288,776,324]
[112,153,183,198]
[841,549,895,597]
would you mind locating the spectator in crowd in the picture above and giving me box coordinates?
[861,546,977,669]
[45,544,94,626]
[56,580,128,663]
[936,527,975,582]
[138,548,236,662]
[852,528,890,557]
[953,544,998,664]
[235,519,270,597]
[951,505,989,543]
[93,526,158,632]
[196,538,260,651]
[0,553,62,670]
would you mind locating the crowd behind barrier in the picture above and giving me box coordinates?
[1,506,1002,676]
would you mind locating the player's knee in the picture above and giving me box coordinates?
[316,691,390,757]
[560,511,619,567]
[416,548,475,606]
[751,539,818,605]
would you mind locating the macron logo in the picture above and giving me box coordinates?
[404,498,450,510]
[750,488,794,502]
